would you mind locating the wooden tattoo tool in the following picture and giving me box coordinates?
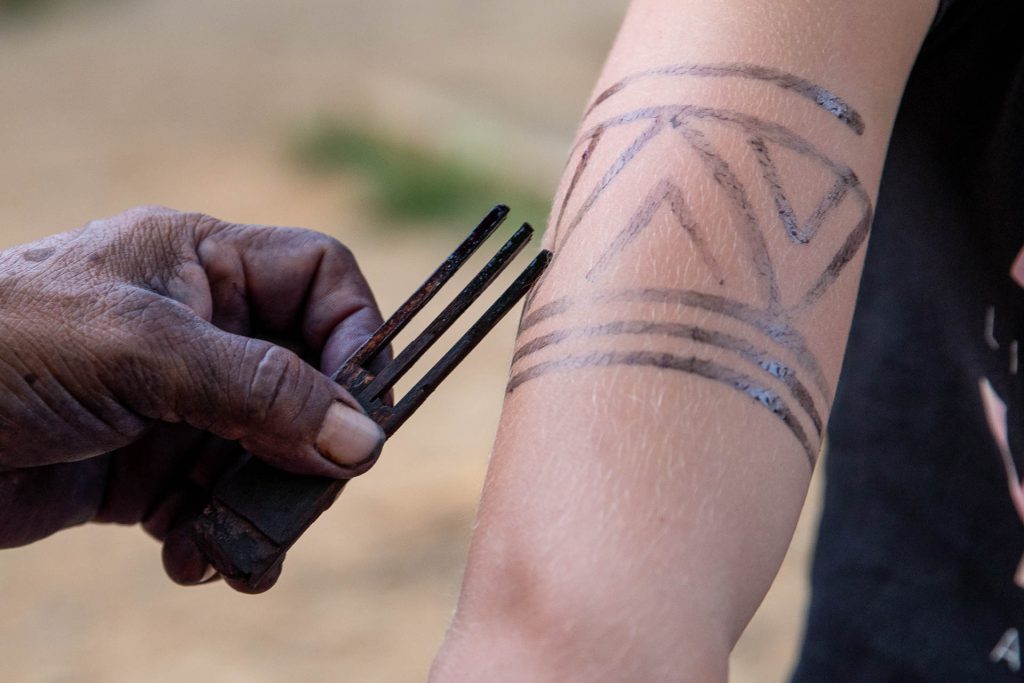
[190,205,551,591]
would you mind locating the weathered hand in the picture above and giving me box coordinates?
[0,206,387,591]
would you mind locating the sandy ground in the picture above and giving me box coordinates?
[0,1,822,680]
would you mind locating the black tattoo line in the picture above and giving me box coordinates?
[677,124,780,307]
[517,288,830,401]
[800,209,872,311]
[749,136,851,245]
[585,63,865,135]
[586,178,725,285]
[521,66,872,468]
[511,319,823,437]
[507,350,818,468]
[551,105,872,307]
[554,128,605,239]
[555,117,667,266]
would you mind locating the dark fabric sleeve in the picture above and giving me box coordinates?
[931,0,958,31]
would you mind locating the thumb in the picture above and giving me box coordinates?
[140,321,385,478]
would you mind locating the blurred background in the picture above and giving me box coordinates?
[0,0,823,680]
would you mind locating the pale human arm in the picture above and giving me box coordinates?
[432,0,938,680]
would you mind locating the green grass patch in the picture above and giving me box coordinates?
[0,0,60,17]
[293,120,550,233]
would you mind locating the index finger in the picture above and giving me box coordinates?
[194,221,386,374]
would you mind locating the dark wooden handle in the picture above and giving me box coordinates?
[190,457,346,590]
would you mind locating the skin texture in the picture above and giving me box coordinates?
[432,0,937,680]
[0,206,386,592]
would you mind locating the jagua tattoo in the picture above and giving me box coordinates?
[513,63,874,468]
[584,62,866,135]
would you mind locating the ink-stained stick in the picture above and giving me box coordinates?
[334,204,509,379]
[381,250,552,435]
[357,223,533,403]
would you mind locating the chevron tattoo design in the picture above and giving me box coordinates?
[511,63,874,468]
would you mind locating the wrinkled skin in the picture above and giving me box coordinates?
[0,206,387,592]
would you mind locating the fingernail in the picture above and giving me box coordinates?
[315,401,385,470]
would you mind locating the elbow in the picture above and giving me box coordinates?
[432,535,734,683]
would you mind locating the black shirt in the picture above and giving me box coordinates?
[792,1,1024,680]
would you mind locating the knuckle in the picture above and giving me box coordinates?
[293,230,354,264]
[243,342,304,426]
[103,208,178,262]
[102,208,209,283]
[121,205,182,230]
[119,207,213,244]
[184,212,225,236]
[319,234,355,264]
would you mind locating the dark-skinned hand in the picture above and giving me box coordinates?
[0,206,387,592]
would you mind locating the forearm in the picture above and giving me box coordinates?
[434,1,935,679]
